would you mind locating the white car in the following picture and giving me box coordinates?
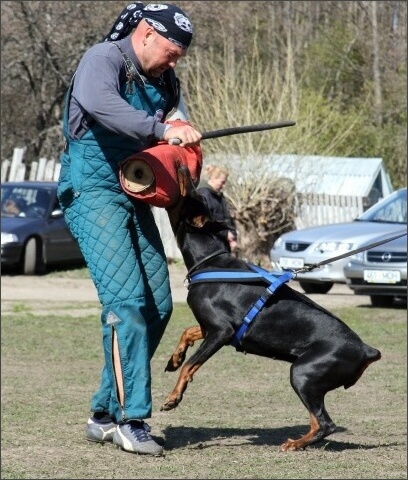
[270,187,407,294]
[344,231,407,307]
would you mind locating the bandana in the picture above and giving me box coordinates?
[103,3,193,49]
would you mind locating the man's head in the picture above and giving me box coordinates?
[141,4,193,50]
[3,195,27,215]
[132,18,187,77]
[105,3,193,48]
[105,3,193,77]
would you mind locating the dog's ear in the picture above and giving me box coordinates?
[177,165,196,198]
[187,200,209,228]
[167,166,209,233]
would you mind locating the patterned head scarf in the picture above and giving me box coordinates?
[103,3,193,49]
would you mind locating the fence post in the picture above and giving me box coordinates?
[53,163,61,181]
[44,158,55,180]
[36,158,47,180]
[29,161,39,181]
[1,159,11,182]
[8,147,26,181]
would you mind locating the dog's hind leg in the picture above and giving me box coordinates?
[280,358,337,451]
[279,411,335,451]
[165,326,205,372]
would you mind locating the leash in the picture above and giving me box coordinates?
[292,230,407,275]
[185,248,229,280]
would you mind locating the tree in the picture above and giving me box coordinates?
[1,1,406,263]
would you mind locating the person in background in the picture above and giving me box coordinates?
[57,3,201,457]
[2,195,27,217]
[197,164,238,252]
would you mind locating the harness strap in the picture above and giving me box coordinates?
[230,271,294,347]
[188,269,270,287]
[187,262,294,348]
[188,262,293,286]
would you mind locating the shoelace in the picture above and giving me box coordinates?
[127,421,153,442]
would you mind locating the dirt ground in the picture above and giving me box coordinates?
[1,263,380,312]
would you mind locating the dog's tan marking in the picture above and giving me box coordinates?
[165,326,205,372]
[279,414,322,451]
[160,361,203,411]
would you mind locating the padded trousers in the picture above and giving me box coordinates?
[61,189,172,422]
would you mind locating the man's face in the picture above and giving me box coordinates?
[3,199,20,215]
[140,29,186,77]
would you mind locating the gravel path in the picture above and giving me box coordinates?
[1,263,370,309]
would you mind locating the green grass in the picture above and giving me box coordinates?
[1,303,406,479]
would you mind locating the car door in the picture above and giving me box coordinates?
[42,195,83,263]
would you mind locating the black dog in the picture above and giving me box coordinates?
[162,167,381,451]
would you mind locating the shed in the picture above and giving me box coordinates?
[262,154,393,200]
[204,153,394,228]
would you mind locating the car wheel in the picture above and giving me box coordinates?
[22,238,45,275]
[299,281,334,294]
[370,295,394,308]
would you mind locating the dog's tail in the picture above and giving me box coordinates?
[344,344,381,389]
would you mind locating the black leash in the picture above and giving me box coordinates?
[293,230,407,275]
[185,248,229,279]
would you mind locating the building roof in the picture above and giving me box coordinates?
[206,153,394,198]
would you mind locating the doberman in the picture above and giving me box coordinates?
[162,166,381,451]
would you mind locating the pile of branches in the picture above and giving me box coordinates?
[227,176,297,267]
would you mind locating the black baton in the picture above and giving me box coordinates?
[168,120,296,145]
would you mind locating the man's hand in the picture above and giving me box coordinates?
[164,124,202,147]
[227,231,237,252]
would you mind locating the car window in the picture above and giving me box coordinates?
[358,189,407,224]
[1,185,52,219]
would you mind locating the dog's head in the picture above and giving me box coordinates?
[166,165,210,234]
[166,165,228,246]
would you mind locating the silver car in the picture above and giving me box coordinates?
[344,232,407,307]
[270,187,407,294]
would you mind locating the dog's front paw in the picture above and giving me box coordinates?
[164,349,186,372]
[164,359,179,372]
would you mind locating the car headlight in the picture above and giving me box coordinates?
[272,237,283,249]
[1,232,18,245]
[349,252,364,262]
[314,242,354,254]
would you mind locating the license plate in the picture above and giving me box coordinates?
[279,257,304,269]
[363,270,401,284]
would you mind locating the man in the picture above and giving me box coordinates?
[57,3,201,456]
[2,196,27,217]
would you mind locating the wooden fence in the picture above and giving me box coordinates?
[1,147,60,183]
[1,148,365,259]
[295,192,364,229]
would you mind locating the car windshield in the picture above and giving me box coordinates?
[1,185,53,219]
[356,189,407,224]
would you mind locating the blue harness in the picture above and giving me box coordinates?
[187,264,294,348]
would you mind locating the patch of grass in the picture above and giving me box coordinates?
[1,304,406,479]
[10,303,30,313]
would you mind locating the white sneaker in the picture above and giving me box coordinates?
[112,420,164,456]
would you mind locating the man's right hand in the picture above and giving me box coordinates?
[164,124,202,147]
